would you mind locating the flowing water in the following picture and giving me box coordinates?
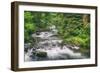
[24,25,86,61]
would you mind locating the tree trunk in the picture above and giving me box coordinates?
[82,14,89,27]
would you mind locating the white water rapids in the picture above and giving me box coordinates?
[24,25,86,61]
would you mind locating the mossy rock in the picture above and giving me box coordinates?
[36,51,47,58]
[32,51,36,55]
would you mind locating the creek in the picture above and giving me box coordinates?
[24,25,86,61]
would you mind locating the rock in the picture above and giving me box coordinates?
[36,51,47,58]
[24,43,31,52]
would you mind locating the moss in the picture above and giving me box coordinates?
[36,51,47,58]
